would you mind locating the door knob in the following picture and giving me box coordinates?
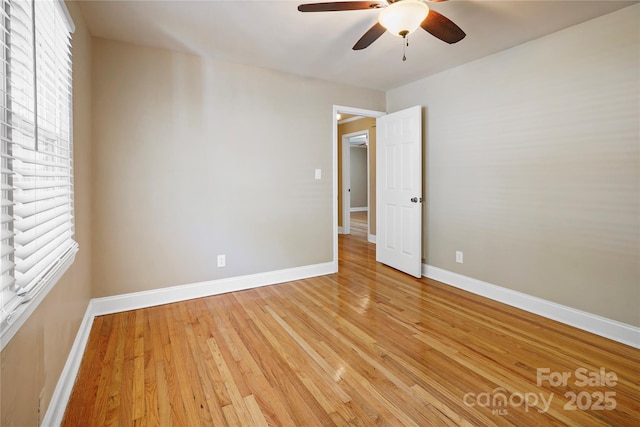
[410,197,422,203]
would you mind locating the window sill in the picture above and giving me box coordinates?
[0,244,79,351]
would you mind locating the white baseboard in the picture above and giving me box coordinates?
[43,261,336,426]
[92,261,336,316]
[338,226,344,234]
[423,264,640,349]
[350,207,368,212]
[368,234,376,244]
[42,299,96,427]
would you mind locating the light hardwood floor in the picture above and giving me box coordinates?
[349,211,368,240]
[63,215,639,426]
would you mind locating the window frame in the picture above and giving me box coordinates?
[0,0,76,350]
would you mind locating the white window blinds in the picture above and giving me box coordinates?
[1,0,76,343]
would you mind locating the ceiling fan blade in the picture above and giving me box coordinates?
[420,9,465,44]
[352,22,386,50]
[298,2,383,12]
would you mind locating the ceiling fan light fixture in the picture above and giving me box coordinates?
[378,0,429,38]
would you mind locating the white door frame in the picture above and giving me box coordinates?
[332,105,385,269]
[341,129,369,236]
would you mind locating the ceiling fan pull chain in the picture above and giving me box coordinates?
[402,35,408,61]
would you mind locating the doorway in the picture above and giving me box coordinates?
[341,130,369,236]
[332,105,385,268]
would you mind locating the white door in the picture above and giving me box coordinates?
[376,106,423,278]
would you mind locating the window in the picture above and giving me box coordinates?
[1,0,76,347]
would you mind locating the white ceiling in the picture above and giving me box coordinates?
[76,0,637,91]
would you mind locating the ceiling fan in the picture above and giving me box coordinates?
[297,0,465,55]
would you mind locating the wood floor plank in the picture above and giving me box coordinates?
[87,315,118,426]
[245,305,342,417]
[160,306,189,427]
[132,310,145,419]
[103,311,127,426]
[188,301,233,426]
[243,394,269,427]
[147,307,171,426]
[63,314,106,424]
[212,300,301,426]
[207,336,253,425]
[142,314,159,427]
[169,303,206,427]
[62,213,640,426]
[118,310,136,425]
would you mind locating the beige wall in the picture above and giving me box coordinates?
[91,38,385,297]
[0,2,93,426]
[338,117,377,235]
[350,147,367,208]
[387,5,640,326]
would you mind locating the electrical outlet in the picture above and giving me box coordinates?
[217,254,226,268]
[456,251,463,264]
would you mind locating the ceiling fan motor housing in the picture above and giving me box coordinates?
[378,0,430,37]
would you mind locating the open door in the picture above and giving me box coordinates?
[376,106,423,278]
